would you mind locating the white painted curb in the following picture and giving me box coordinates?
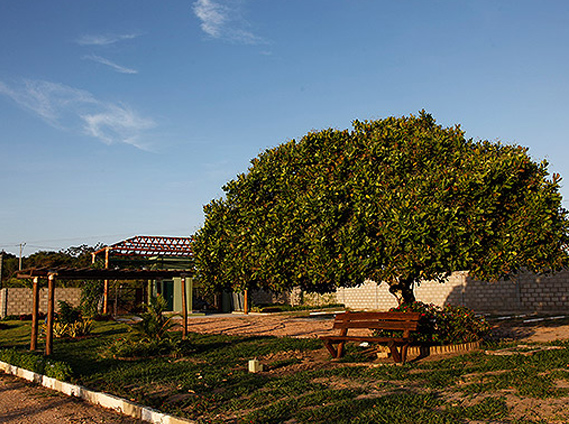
[0,361,195,424]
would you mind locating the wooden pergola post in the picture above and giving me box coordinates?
[30,277,40,351]
[45,273,56,356]
[103,247,109,314]
[181,275,188,339]
[17,267,192,356]
[244,289,249,315]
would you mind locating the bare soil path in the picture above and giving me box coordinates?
[0,373,144,424]
[184,312,346,338]
[184,312,569,342]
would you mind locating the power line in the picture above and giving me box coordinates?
[2,230,192,247]
[2,233,133,246]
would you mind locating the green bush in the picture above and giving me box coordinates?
[100,295,187,359]
[46,301,93,339]
[53,320,94,339]
[81,280,103,316]
[102,337,169,359]
[250,303,344,313]
[436,304,491,344]
[0,348,73,381]
[132,294,181,340]
[374,302,490,345]
[58,300,82,325]
[101,336,192,359]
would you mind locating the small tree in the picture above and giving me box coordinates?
[193,112,569,304]
[81,280,104,316]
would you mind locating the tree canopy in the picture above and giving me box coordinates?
[1,244,102,288]
[193,112,569,303]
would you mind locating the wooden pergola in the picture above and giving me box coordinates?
[16,267,193,356]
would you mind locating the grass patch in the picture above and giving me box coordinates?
[1,320,569,423]
[0,320,32,349]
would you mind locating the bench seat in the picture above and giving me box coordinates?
[320,311,421,363]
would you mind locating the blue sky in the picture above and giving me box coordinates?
[1,0,568,255]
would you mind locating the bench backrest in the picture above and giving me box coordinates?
[333,311,421,332]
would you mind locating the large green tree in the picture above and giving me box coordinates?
[193,112,569,304]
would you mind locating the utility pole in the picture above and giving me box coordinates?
[19,243,26,271]
[0,251,3,289]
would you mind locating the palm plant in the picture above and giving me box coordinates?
[132,294,180,340]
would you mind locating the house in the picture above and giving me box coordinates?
[92,236,194,314]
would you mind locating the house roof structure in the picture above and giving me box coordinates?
[16,267,192,281]
[92,235,193,259]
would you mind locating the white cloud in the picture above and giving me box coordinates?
[192,0,265,44]
[0,80,96,126]
[0,79,155,150]
[193,0,228,38]
[76,33,140,46]
[84,54,138,74]
[82,104,154,149]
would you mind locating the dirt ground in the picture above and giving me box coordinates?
[1,313,569,424]
[183,312,569,343]
[0,373,145,424]
[185,312,347,338]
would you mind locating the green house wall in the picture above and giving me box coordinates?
[148,277,193,313]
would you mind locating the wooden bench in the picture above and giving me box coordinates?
[320,311,421,363]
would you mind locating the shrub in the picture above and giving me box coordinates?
[53,319,94,339]
[374,302,490,345]
[101,336,192,359]
[47,301,93,339]
[58,301,82,325]
[102,337,170,359]
[436,304,491,344]
[100,295,187,359]
[132,295,180,341]
[81,280,103,316]
[92,313,113,321]
[0,348,73,381]
[250,303,345,313]
[44,360,74,381]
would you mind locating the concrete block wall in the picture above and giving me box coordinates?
[336,280,398,311]
[516,271,569,312]
[334,270,569,314]
[462,276,521,313]
[0,289,6,318]
[336,275,471,312]
[415,271,469,307]
[0,288,81,318]
[250,286,304,308]
[300,291,338,308]
[250,288,290,306]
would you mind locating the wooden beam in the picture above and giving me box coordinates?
[30,277,40,351]
[244,289,249,315]
[103,247,109,315]
[181,276,188,339]
[17,268,193,281]
[45,274,55,356]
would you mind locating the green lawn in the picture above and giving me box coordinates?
[1,319,569,423]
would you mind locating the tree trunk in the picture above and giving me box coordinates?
[389,279,416,305]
